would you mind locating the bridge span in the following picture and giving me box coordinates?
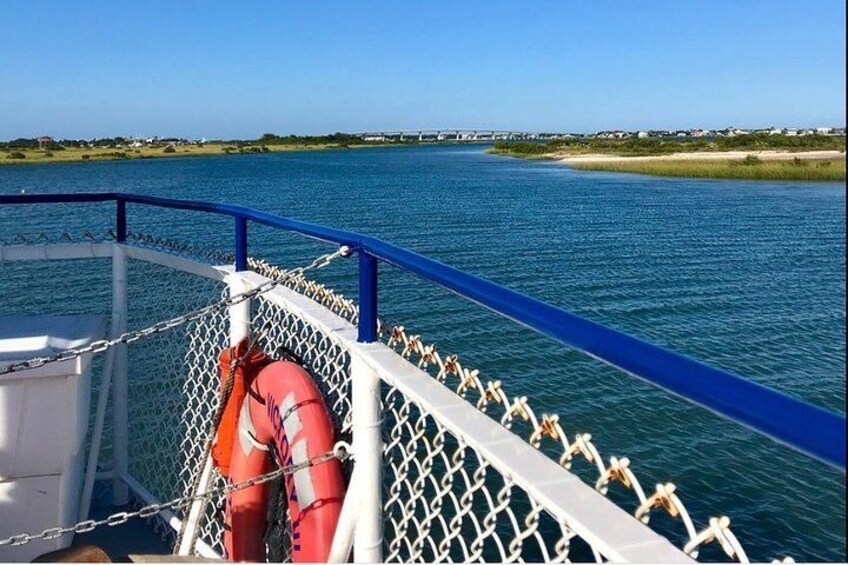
[352,129,570,142]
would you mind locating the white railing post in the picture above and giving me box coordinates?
[327,465,362,562]
[111,244,129,505]
[227,273,251,345]
[177,271,251,555]
[351,353,383,562]
[79,346,116,520]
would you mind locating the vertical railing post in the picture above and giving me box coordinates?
[352,250,383,562]
[111,242,129,505]
[116,198,127,243]
[234,216,248,272]
[358,252,378,343]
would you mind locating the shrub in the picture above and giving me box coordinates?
[793,157,808,167]
[7,151,26,159]
[163,146,176,153]
[816,161,832,168]
[81,154,91,160]
[741,154,761,165]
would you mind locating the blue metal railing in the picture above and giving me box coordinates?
[1,191,845,470]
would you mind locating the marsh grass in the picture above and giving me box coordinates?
[570,157,846,181]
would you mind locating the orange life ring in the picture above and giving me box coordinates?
[223,360,346,562]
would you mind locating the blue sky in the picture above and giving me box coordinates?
[0,1,845,139]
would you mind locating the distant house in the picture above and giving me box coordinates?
[37,135,54,149]
[637,131,648,138]
[815,127,833,135]
[596,130,628,139]
[785,129,798,137]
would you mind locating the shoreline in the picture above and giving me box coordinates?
[0,140,478,168]
[558,149,846,164]
[0,143,345,167]
[489,147,845,181]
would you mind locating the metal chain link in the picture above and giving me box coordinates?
[2,232,798,562]
[0,246,351,376]
[0,448,348,548]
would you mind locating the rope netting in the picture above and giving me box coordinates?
[0,233,798,562]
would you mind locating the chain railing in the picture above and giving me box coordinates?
[250,249,797,563]
[0,449,347,548]
[250,252,783,562]
[0,247,349,376]
[0,243,349,557]
[0,233,801,562]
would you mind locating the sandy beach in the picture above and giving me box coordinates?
[559,149,845,164]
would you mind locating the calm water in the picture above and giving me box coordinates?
[1,145,845,560]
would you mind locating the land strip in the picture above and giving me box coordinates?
[0,142,383,166]
[490,135,846,181]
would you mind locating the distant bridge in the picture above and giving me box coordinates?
[352,129,570,142]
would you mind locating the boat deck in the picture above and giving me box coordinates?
[71,482,171,563]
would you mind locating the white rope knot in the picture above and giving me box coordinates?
[683,516,749,562]
[636,482,679,522]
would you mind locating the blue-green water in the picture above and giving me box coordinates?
[1,145,845,561]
